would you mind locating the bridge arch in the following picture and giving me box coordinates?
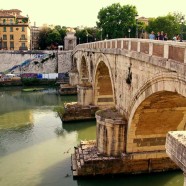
[127,72,186,153]
[93,54,115,107]
[79,55,89,83]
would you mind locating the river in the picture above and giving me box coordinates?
[0,87,183,186]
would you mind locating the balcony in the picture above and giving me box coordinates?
[19,38,27,41]
[19,47,28,50]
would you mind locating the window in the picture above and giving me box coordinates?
[10,19,13,24]
[22,27,25,32]
[10,41,14,49]
[21,42,26,47]
[21,34,26,40]
[3,35,7,40]
[3,27,6,32]
[10,35,14,40]
[10,27,13,32]
[3,19,6,24]
[3,42,7,49]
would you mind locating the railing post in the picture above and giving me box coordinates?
[184,48,186,63]
[149,42,153,56]
[164,43,169,59]
[137,41,140,52]
[128,40,131,51]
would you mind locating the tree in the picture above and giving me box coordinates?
[75,27,100,43]
[38,26,67,49]
[46,29,61,48]
[97,3,138,39]
[38,27,52,49]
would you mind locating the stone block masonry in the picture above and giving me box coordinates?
[166,131,186,186]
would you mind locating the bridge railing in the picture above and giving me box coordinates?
[74,38,186,63]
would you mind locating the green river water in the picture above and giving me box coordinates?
[0,87,183,186]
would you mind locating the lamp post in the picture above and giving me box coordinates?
[128,28,131,38]
[135,14,139,38]
[79,37,81,44]
[180,16,184,42]
[86,33,88,43]
[106,34,108,40]
[100,28,103,40]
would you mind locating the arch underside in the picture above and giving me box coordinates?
[94,61,114,107]
[127,91,186,153]
[80,56,89,82]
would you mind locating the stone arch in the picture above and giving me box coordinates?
[90,60,94,82]
[127,72,186,153]
[94,54,115,107]
[80,55,89,83]
[71,57,77,71]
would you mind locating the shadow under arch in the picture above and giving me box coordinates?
[80,55,89,83]
[127,72,186,153]
[93,54,115,108]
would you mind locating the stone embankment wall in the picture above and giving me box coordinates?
[58,50,72,73]
[0,50,72,74]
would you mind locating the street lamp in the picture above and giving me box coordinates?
[135,14,139,38]
[79,37,81,44]
[100,28,103,40]
[128,28,131,38]
[106,34,108,40]
[180,16,184,42]
[86,33,88,43]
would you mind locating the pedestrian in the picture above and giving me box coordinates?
[156,32,160,40]
[159,31,164,40]
[149,31,155,40]
[164,33,168,41]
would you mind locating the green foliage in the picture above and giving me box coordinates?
[38,26,67,50]
[75,27,99,43]
[97,3,138,39]
[146,13,185,39]
[46,29,61,46]
[54,105,65,118]
[22,18,28,23]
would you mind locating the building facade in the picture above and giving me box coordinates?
[31,23,40,50]
[0,9,30,50]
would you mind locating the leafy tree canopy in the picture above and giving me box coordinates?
[97,3,138,39]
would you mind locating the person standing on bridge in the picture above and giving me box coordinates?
[149,31,155,40]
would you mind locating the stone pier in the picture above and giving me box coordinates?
[166,131,186,186]
[71,108,178,178]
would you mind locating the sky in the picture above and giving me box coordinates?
[1,0,186,27]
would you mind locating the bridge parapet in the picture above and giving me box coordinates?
[74,39,186,64]
[166,131,186,186]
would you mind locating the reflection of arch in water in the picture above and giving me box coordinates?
[127,73,186,153]
[62,121,96,140]
[0,110,33,129]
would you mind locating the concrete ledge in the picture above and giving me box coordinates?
[166,131,186,172]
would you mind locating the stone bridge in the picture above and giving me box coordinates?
[69,38,186,177]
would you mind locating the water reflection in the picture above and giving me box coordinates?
[0,88,184,186]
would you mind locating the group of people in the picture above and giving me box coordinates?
[149,31,168,40]
[149,31,182,41]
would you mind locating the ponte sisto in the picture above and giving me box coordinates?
[64,38,186,177]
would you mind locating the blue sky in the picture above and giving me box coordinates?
[1,0,186,27]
